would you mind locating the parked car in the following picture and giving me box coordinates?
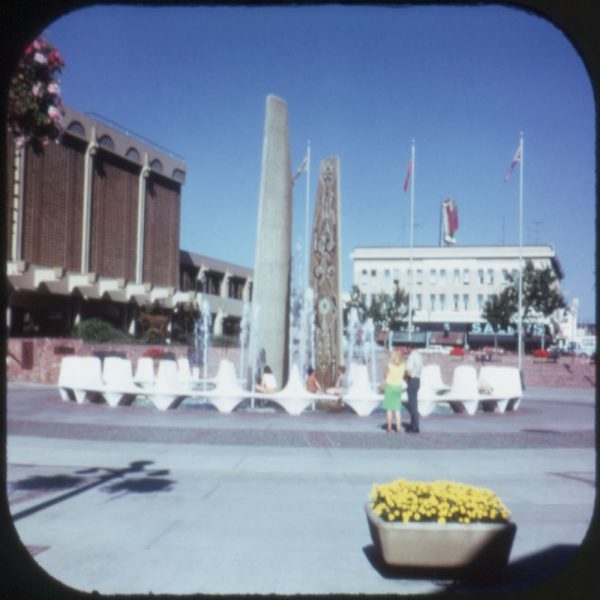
[420,344,451,354]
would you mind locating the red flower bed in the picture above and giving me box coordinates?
[450,346,465,357]
[533,349,551,359]
[142,347,165,359]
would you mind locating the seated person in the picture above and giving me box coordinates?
[255,365,278,393]
[305,367,322,393]
[326,365,348,396]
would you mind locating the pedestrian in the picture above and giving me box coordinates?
[382,349,405,433]
[305,367,322,393]
[405,344,423,433]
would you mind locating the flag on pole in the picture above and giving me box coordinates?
[442,198,459,243]
[403,159,413,192]
[292,155,307,186]
[505,146,522,181]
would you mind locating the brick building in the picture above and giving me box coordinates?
[6,107,251,339]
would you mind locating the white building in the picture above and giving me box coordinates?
[351,244,564,348]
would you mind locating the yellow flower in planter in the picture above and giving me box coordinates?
[370,479,511,524]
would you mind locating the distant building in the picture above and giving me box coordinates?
[6,106,251,339]
[351,244,564,348]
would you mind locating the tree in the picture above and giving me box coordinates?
[505,259,566,323]
[482,289,514,349]
[8,38,65,151]
[343,284,408,333]
[483,259,566,347]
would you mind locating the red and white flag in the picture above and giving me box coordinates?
[505,146,521,181]
[443,198,459,242]
[291,155,307,186]
[403,159,412,192]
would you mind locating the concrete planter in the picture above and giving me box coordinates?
[365,503,516,572]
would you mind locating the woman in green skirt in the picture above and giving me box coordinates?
[383,349,405,433]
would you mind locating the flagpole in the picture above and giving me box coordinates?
[304,140,311,293]
[517,132,524,371]
[408,139,415,343]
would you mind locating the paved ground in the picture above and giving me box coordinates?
[3,383,598,597]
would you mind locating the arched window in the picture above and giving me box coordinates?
[66,121,85,137]
[125,147,141,162]
[172,168,185,183]
[150,159,163,173]
[98,135,115,150]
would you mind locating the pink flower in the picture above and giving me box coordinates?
[33,52,47,65]
[32,82,44,97]
[48,50,64,68]
[48,105,61,121]
[47,82,60,95]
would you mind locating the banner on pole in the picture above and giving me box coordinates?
[442,198,459,244]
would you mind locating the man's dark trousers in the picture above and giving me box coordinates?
[407,377,420,432]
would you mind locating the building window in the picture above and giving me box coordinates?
[439,294,446,311]
[463,269,470,285]
[453,269,460,284]
[416,269,423,285]
[416,294,422,310]
[453,294,460,311]
[440,269,446,286]
[478,269,485,284]
[463,294,469,311]
[361,269,368,285]
[393,268,400,284]
[384,269,390,284]
[430,269,437,285]
[371,269,377,278]
[487,269,494,285]
[502,269,509,282]
[429,294,436,311]
[477,294,484,311]
[150,158,164,173]
[512,269,519,280]
[98,135,114,150]
[125,147,141,162]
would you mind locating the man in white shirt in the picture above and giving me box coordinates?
[405,345,422,433]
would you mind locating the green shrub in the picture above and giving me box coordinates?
[211,334,239,348]
[73,318,131,343]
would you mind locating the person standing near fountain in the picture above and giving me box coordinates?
[404,344,422,433]
[382,350,405,433]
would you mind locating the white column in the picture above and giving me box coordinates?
[81,127,98,274]
[135,152,151,283]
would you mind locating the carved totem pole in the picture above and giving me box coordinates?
[310,156,342,389]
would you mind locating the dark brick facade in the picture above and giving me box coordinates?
[143,176,180,288]
[21,136,86,271]
[89,150,139,280]
[9,125,182,287]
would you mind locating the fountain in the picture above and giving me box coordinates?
[199,300,212,392]
[238,301,251,389]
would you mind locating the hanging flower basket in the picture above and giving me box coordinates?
[365,479,516,573]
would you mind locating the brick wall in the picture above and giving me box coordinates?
[21,136,86,271]
[89,150,138,280]
[6,337,241,385]
[143,175,180,288]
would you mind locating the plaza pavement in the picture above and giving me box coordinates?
[3,383,598,597]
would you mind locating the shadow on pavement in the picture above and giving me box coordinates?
[10,460,176,521]
[363,543,580,593]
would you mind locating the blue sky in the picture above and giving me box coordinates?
[43,4,595,321]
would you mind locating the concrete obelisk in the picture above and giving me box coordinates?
[251,95,292,387]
